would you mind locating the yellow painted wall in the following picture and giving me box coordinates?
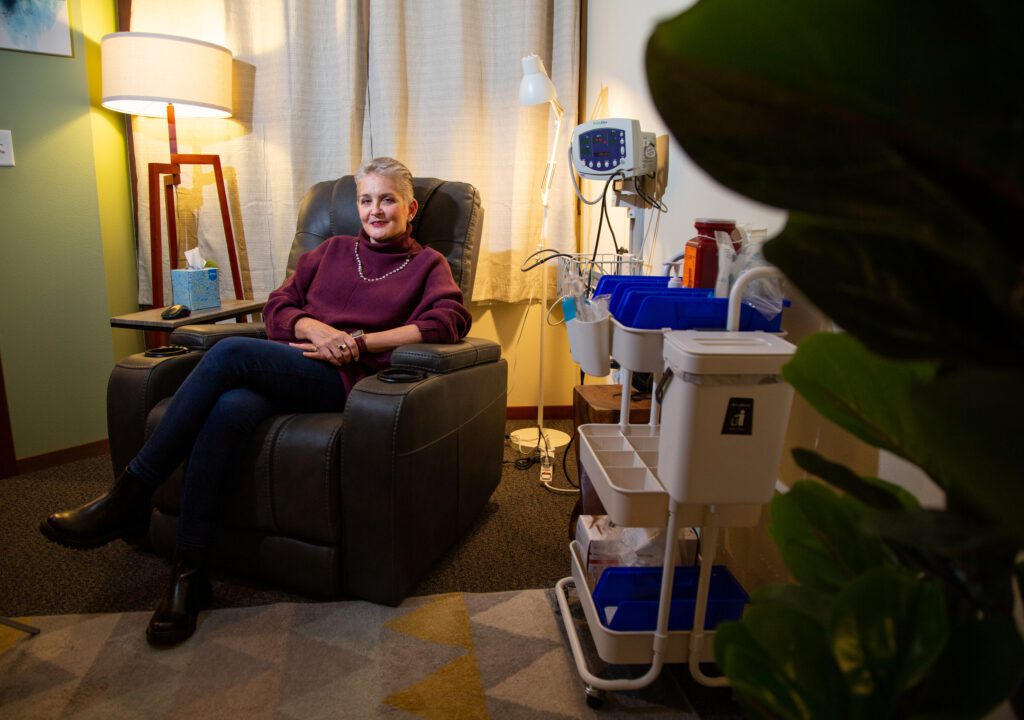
[0,0,139,460]
[470,298,577,411]
[83,1,146,363]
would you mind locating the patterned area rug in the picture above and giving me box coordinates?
[0,589,705,719]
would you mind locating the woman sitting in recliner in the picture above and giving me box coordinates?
[40,157,472,646]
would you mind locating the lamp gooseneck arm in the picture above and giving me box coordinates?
[539,99,564,212]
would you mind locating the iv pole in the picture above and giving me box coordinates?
[513,55,572,462]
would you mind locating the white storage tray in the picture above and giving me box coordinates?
[568,540,716,665]
[578,424,669,527]
[579,423,766,529]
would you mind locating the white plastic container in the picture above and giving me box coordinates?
[578,424,668,527]
[610,318,664,372]
[657,331,796,506]
[566,316,611,376]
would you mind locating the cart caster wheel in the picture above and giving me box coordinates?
[584,685,605,709]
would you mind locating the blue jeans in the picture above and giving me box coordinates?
[128,336,348,548]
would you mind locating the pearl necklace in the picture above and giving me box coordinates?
[354,239,411,282]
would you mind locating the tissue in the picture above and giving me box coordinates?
[171,249,220,310]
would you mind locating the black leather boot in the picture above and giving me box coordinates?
[39,469,154,549]
[146,545,212,647]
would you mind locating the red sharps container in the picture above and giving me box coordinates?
[683,218,736,289]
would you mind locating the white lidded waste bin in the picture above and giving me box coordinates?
[656,330,797,506]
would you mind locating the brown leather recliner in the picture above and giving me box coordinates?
[107,176,508,606]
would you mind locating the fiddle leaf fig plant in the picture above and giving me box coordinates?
[645,1,1024,716]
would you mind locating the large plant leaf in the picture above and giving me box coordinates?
[783,333,1024,537]
[908,365,1024,539]
[781,333,936,463]
[768,481,887,595]
[792,448,919,510]
[762,218,1022,363]
[645,0,1024,361]
[716,597,848,719]
[912,617,1024,719]
[828,568,948,717]
[750,583,834,626]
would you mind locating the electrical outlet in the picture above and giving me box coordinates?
[0,130,14,167]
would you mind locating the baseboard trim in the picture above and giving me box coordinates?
[506,406,573,420]
[14,412,571,473]
[16,439,110,475]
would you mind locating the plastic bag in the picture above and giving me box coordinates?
[732,226,785,320]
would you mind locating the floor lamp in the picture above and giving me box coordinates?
[512,54,572,464]
[101,32,244,308]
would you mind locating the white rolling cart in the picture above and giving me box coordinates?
[555,268,797,707]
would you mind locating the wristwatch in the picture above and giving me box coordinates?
[350,329,367,355]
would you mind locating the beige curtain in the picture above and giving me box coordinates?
[128,0,367,304]
[365,0,580,302]
[128,0,578,304]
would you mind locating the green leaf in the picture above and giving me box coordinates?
[717,598,848,719]
[862,508,1006,557]
[913,616,1024,719]
[769,481,887,595]
[762,219,1021,363]
[792,448,919,510]
[781,334,1024,539]
[645,1,1024,361]
[909,366,1024,540]
[829,568,948,716]
[781,333,936,462]
[750,583,834,626]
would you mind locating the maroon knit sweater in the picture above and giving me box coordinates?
[264,229,472,391]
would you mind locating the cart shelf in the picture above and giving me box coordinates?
[566,540,717,665]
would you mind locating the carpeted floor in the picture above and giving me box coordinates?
[0,419,743,718]
[0,588,740,719]
[0,420,581,617]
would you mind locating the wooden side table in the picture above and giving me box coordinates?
[572,384,653,515]
[110,298,266,331]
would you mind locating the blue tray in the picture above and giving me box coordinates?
[609,287,712,319]
[612,288,713,325]
[592,565,749,632]
[592,274,670,299]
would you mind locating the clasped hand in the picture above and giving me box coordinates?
[291,318,360,366]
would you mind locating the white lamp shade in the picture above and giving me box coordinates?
[101,32,233,118]
[519,54,557,106]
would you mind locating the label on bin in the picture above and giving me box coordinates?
[721,398,753,435]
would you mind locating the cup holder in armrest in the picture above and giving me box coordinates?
[377,367,428,383]
[144,345,191,358]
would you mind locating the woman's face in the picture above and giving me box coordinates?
[357,173,418,242]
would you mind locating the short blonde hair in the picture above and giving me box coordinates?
[354,157,415,204]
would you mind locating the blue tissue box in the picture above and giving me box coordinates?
[171,268,220,310]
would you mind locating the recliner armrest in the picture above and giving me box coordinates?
[170,322,268,351]
[388,337,500,374]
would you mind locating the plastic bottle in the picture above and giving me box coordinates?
[682,219,736,289]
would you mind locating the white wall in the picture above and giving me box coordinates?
[582,0,788,272]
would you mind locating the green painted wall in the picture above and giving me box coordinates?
[0,0,141,460]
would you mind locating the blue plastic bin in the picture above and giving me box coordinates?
[609,286,711,319]
[592,274,670,299]
[613,288,713,325]
[592,565,749,632]
[616,292,787,332]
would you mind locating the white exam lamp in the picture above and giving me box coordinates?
[101,32,243,307]
[512,54,572,461]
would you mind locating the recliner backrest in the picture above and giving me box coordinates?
[288,176,483,302]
